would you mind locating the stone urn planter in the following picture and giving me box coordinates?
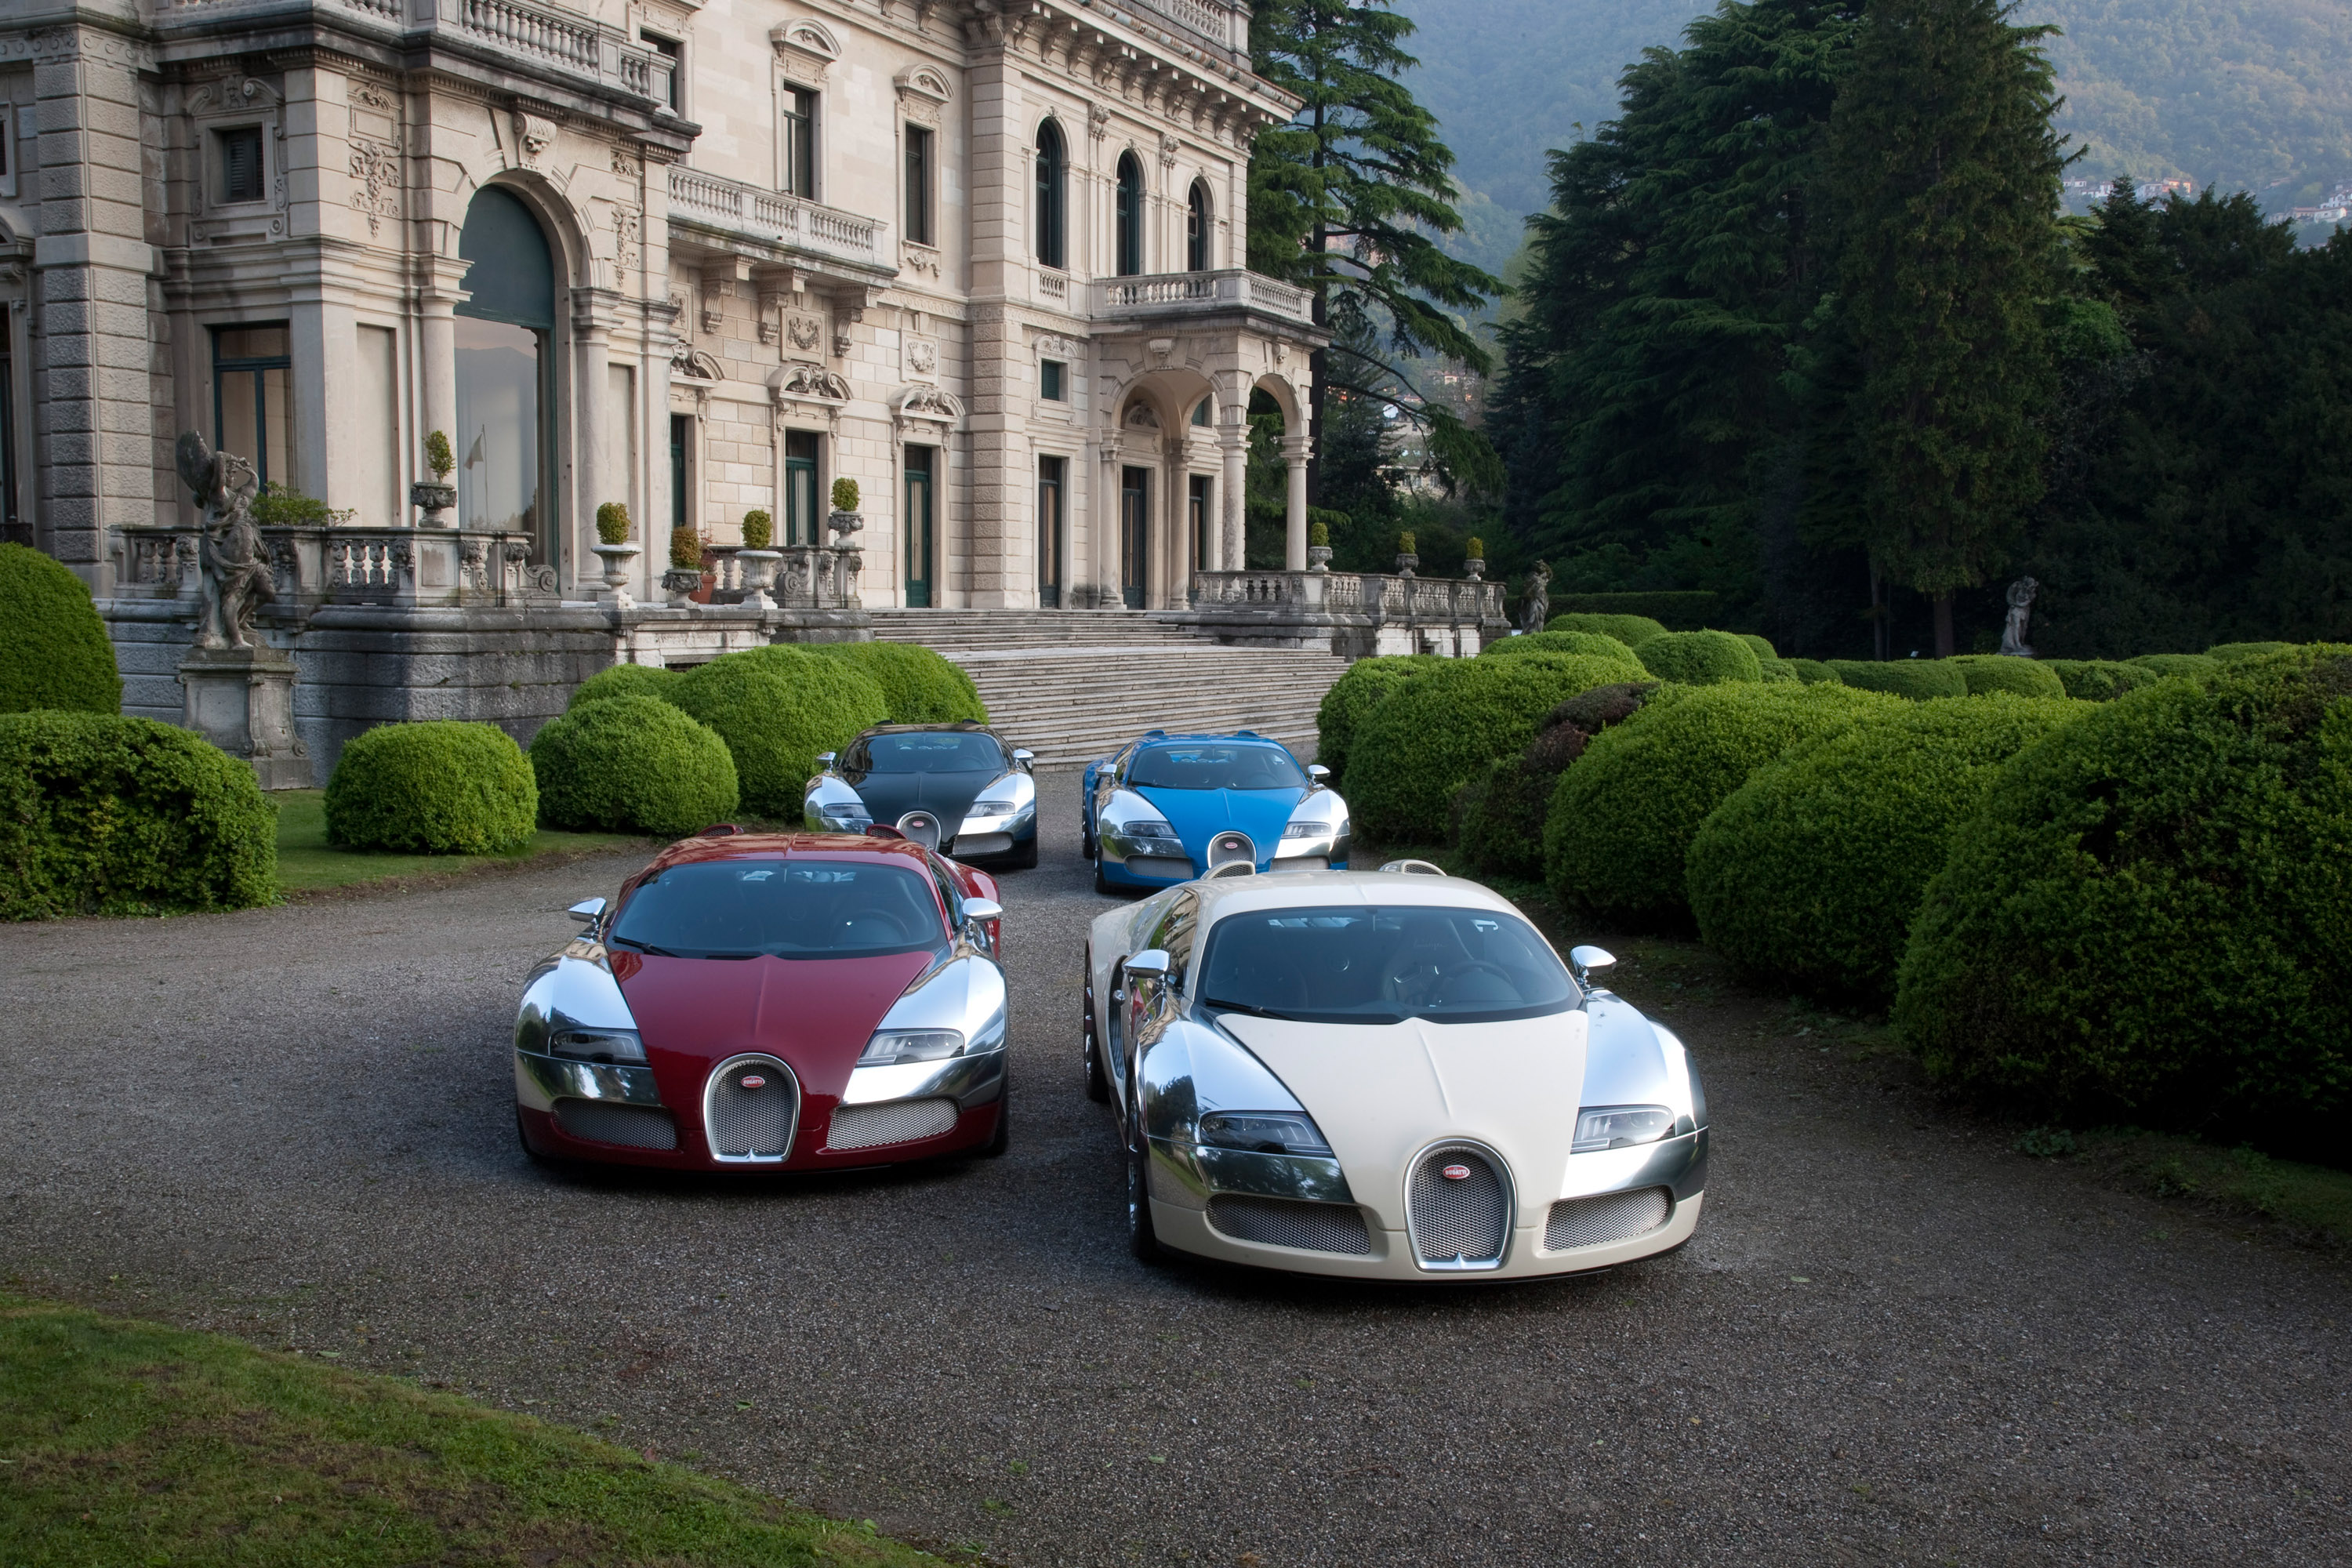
[590,542,641,609]
[409,481,456,528]
[735,547,782,608]
[1464,556,1486,581]
[1307,543,1333,573]
[1394,552,1419,579]
[828,508,864,545]
[660,567,705,606]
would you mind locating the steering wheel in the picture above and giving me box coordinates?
[1432,960,1514,1004]
[845,911,911,942]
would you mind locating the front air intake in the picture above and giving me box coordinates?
[1406,1143,1512,1269]
[704,1054,800,1162]
[1543,1188,1672,1252]
[1206,1195,1374,1255]
[827,1097,961,1150]
[554,1099,677,1150]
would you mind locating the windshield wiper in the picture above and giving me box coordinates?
[1202,996,1300,1021]
[608,937,679,956]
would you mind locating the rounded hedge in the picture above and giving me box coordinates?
[569,663,684,710]
[669,646,889,816]
[0,711,277,919]
[811,641,987,724]
[529,696,739,838]
[1349,652,1650,845]
[0,543,122,716]
[1481,630,1639,662]
[2045,659,2154,701]
[325,720,539,854]
[1454,682,1654,879]
[1545,612,1669,647]
[1787,658,1841,686]
[1736,633,1777,660]
[1636,630,1763,686]
[1314,655,1445,787]
[1944,653,2067,699]
[1755,657,1802,684]
[1544,682,1903,926]
[1823,659,1969,699]
[2207,641,2293,663]
[1894,647,2352,1142]
[2129,652,2223,680]
[1688,694,2085,1002]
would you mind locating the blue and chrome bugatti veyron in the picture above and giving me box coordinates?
[1080,730,1351,895]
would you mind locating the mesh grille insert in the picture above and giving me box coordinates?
[1206,1195,1374,1255]
[706,1058,798,1159]
[555,1099,677,1150]
[1544,1188,1673,1252]
[1407,1146,1509,1265]
[828,1097,961,1150]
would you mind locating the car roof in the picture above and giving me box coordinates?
[1189,869,1523,921]
[639,830,943,877]
[1124,729,1294,752]
[855,720,1006,741]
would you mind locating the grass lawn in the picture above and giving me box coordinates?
[274,789,649,895]
[0,1294,941,1567]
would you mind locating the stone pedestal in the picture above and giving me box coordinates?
[180,644,310,789]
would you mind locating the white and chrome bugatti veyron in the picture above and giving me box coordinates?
[1081,862,1708,1279]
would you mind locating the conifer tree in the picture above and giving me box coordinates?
[1824,0,2066,655]
[1248,0,1501,499]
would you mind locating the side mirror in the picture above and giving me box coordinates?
[963,898,1003,924]
[1308,763,1330,780]
[1012,747,1035,765]
[816,751,837,767]
[1124,949,1171,979]
[1569,945,1617,985]
[567,897,608,926]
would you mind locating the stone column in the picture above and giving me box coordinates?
[571,288,615,595]
[1282,433,1310,572]
[1218,417,1248,572]
[418,257,466,508]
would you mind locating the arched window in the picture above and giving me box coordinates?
[1116,152,1145,277]
[1035,120,1066,270]
[1187,180,1211,272]
[455,186,556,559]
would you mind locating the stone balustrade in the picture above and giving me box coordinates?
[115,524,557,611]
[1092,269,1315,326]
[667,166,884,267]
[702,543,865,610]
[1181,568,1508,658]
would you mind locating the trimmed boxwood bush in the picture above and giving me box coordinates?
[1755,657,1802,684]
[1787,658,1841,685]
[2207,641,2293,662]
[0,711,277,919]
[1454,682,1654,878]
[529,696,739,838]
[1314,655,1444,786]
[1552,591,1718,631]
[325,720,538,854]
[2129,652,2223,680]
[1636,630,1763,686]
[1350,652,1650,844]
[1544,682,1903,926]
[568,662,684,710]
[1823,659,1969,699]
[2045,659,2154,701]
[1944,653,2067,699]
[670,646,888,815]
[0,543,122,716]
[1481,630,1638,662]
[1736,633,1776,659]
[811,641,986,724]
[1895,647,2352,1143]
[1688,695,2085,1002]
[1545,612,1668,648]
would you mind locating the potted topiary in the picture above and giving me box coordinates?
[828,477,864,543]
[591,502,641,607]
[1395,530,1418,578]
[412,431,456,527]
[663,522,705,606]
[1463,535,1486,580]
[736,508,781,604]
[1307,519,1332,573]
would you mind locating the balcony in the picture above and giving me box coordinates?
[1091,270,1315,327]
[667,166,886,270]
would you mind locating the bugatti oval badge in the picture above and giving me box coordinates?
[1442,1163,1472,1181]
[739,1073,768,1091]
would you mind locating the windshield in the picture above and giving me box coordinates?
[610,858,946,960]
[854,732,1007,775]
[1130,743,1305,792]
[1196,904,1577,1025]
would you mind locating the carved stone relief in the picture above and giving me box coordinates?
[612,206,641,270]
[787,314,824,352]
[512,111,557,170]
[906,339,938,378]
[349,140,400,237]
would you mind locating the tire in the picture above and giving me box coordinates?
[515,1106,554,1167]
[981,1087,1011,1156]
[1125,1122,1162,1262]
[1094,855,1114,896]
[1011,833,1040,870]
[1083,959,1111,1104]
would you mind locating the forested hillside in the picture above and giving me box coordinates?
[1403,0,2352,236]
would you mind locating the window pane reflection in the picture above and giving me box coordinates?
[454,316,542,533]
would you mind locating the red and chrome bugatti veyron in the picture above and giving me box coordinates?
[514,829,1010,1170]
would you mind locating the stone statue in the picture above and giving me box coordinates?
[1999,574,2039,657]
[175,430,274,650]
[1520,560,1552,633]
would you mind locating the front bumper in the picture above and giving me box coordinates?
[1145,1127,1708,1280]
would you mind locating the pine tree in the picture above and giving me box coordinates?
[1247,0,1501,500]
[1824,0,2066,655]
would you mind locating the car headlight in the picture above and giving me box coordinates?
[548,1025,647,1065]
[859,1028,965,1065]
[1573,1105,1676,1152]
[1123,817,1178,840]
[818,805,872,830]
[1281,821,1332,839]
[1197,1110,1334,1157]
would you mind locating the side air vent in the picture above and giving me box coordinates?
[554,1099,677,1150]
[1206,1195,1374,1255]
[827,1097,960,1150]
[1543,1188,1672,1252]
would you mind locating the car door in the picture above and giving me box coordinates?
[1120,888,1199,1090]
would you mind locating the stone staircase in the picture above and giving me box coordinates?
[867,609,1349,766]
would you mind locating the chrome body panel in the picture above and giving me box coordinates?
[871,952,1009,1046]
[803,771,873,833]
[1579,995,1703,1135]
[1271,784,1353,865]
[514,1053,663,1112]
[1556,1127,1709,1206]
[514,953,649,1112]
[841,1044,1007,1108]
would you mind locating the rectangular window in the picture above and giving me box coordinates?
[0,310,19,543]
[644,33,682,113]
[212,325,292,488]
[356,325,399,527]
[670,414,692,539]
[781,87,818,198]
[904,125,933,245]
[784,429,822,546]
[1039,360,1065,402]
[904,445,935,608]
[1189,473,1212,575]
[608,363,638,516]
[219,126,265,204]
[1037,456,1065,608]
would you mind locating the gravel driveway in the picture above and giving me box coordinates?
[4,767,2347,1566]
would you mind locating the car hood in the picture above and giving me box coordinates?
[612,947,935,1105]
[847,768,999,834]
[1215,1011,1589,1233]
[1135,786,1305,865]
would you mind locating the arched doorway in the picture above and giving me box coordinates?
[1036,120,1067,270]
[1116,153,1145,277]
[455,187,557,561]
